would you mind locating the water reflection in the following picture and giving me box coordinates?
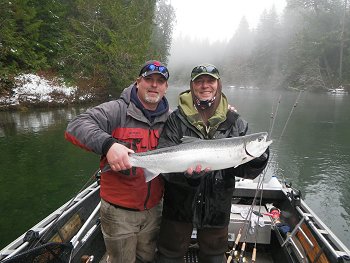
[0,107,89,137]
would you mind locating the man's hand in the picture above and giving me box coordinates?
[228,104,237,112]
[106,143,134,171]
[185,164,211,179]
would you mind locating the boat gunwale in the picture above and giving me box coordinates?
[0,182,100,261]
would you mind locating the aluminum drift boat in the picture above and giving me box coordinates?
[1,174,349,263]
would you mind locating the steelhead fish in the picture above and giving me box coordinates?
[129,132,272,182]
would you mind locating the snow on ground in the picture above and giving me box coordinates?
[0,74,82,107]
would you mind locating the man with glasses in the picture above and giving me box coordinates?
[65,60,170,263]
[155,64,269,263]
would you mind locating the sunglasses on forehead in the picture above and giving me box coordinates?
[191,65,220,79]
[147,64,167,73]
[140,64,169,76]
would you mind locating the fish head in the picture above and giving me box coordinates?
[245,132,272,158]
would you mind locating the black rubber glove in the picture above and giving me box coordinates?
[184,170,206,187]
[249,148,269,168]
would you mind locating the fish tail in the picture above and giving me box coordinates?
[143,168,160,182]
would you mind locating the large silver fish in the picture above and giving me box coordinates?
[129,132,272,182]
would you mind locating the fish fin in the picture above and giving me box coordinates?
[181,136,201,144]
[143,168,160,182]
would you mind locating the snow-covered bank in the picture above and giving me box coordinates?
[0,74,93,109]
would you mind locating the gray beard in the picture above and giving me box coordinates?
[144,94,161,104]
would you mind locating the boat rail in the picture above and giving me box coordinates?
[0,182,100,261]
[282,187,350,261]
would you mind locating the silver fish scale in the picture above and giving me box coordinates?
[129,132,270,177]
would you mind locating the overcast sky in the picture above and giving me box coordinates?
[170,0,287,42]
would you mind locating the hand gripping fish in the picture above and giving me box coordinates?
[129,132,272,182]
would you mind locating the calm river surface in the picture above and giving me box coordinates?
[0,88,349,249]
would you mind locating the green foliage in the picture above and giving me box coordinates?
[0,0,67,91]
[58,0,157,97]
[0,0,174,98]
[148,0,176,64]
[0,0,43,91]
[31,0,68,68]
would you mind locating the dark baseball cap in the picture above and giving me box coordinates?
[139,60,169,80]
[191,63,220,81]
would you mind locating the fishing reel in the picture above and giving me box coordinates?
[285,183,301,207]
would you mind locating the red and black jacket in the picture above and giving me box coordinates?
[65,84,170,210]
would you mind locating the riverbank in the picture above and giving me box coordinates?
[0,74,96,111]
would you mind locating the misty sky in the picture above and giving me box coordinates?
[170,0,287,42]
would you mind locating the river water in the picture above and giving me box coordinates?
[0,88,349,249]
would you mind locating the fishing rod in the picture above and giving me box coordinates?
[279,90,302,141]
[227,228,242,262]
[251,173,266,263]
[251,90,303,262]
[260,90,303,185]
[226,144,275,262]
[227,169,268,263]
[227,170,270,262]
[228,90,303,263]
[238,171,267,263]
[269,94,281,141]
[227,199,258,262]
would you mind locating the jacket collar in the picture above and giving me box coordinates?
[121,84,170,123]
[178,90,228,138]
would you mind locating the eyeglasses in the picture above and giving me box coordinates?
[191,65,220,80]
[140,64,169,79]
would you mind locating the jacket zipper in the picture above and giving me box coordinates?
[143,129,153,210]
[144,181,151,210]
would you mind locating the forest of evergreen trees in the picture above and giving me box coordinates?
[0,0,349,100]
[0,0,175,98]
[170,0,349,91]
